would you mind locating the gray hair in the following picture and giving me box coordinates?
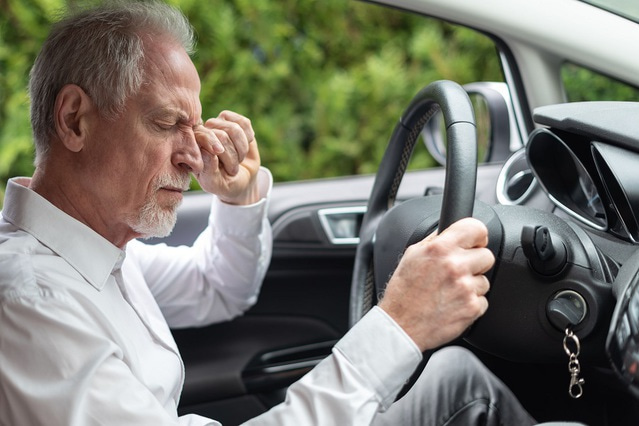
[28,0,196,165]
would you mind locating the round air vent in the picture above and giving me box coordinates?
[496,148,537,205]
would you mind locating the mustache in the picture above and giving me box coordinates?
[155,172,191,192]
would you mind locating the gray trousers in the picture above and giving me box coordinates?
[372,346,585,426]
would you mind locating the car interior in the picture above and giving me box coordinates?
[143,0,639,424]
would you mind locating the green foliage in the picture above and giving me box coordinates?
[0,0,60,206]
[562,62,639,102]
[0,0,505,208]
[177,0,503,182]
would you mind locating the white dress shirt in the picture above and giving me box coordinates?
[0,170,422,426]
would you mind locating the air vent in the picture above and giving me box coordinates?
[496,148,537,205]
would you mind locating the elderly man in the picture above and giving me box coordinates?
[0,1,537,425]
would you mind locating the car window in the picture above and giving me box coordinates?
[561,62,639,102]
[0,0,503,205]
[180,1,504,182]
[580,0,639,23]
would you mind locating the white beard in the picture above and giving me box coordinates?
[131,197,180,238]
[129,172,190,238]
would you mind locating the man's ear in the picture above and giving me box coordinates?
[54,84,94,153]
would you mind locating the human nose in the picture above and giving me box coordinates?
[172,129,204,174]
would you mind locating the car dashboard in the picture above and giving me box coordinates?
[492,101,639,401]
[529,102,639,244]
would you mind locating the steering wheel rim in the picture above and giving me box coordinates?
[349,80,478,327]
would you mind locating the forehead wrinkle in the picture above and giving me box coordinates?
[138,86,201,129]
[139,37,202,123]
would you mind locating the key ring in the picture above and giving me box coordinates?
[563,328,580,357]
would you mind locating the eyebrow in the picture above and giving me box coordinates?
[152,108,200,127]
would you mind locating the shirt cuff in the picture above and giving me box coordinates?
[209,167,272,236]
[333,306,423,411]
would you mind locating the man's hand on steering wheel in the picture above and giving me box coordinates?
[378,217,495,352]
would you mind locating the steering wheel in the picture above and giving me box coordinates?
[349,80,479,326]
[350,79,616,368]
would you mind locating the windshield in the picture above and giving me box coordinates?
[581,0,639,23]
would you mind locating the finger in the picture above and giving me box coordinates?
[198,149,220,175]
[474,274,491,296]
[465,246,495,275]
[473,295,489,319]
[208,115,251,161]
[438,217,489,249]
[205,117,249,164]
[194,125,225,156]
[218,110,255,143]
[212,128,240,176]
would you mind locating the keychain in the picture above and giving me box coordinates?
[563,328,585,398]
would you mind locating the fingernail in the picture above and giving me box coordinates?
[213,142,225,153]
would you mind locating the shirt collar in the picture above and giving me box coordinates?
[2,177,124,290]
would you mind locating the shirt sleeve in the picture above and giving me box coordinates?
[128,168,273,329]
[242,307,423,425]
